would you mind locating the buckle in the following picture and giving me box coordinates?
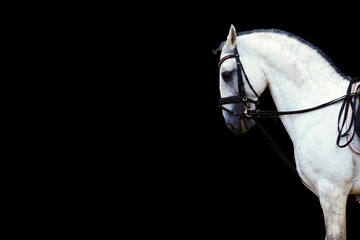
[243,105,252,118]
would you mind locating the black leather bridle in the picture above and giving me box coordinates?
[217,45,259,118]
[217,45,360,122]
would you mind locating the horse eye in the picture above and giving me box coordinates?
[221,71,233,81]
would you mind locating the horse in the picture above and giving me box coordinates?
[214,25,359,240]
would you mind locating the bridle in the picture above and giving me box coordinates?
[217,45,259,118]
[217,45,360,122]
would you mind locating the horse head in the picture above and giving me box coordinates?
[216,25,267,135]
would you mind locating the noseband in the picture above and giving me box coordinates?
[218,45,259,118]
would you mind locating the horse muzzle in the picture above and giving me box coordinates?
[223,104,256,135]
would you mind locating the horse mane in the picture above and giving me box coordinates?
[212,29,345,78]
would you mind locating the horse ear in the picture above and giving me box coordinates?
[226,24,237,50]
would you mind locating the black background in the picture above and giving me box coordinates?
[145,6,359,239]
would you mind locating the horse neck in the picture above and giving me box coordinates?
[240,33,350,109]
[240,32,350,140]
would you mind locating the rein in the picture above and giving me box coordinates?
[219,90,359,119]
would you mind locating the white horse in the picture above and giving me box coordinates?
[215,25,359,240]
